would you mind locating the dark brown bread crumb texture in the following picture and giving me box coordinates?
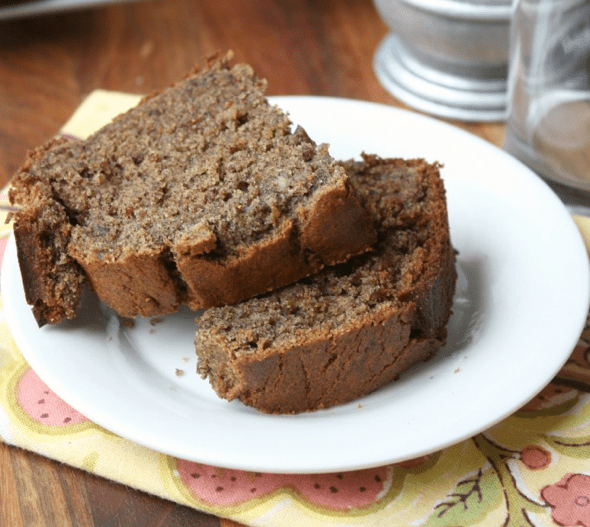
[196,156,457,414]
[9,54,376,325]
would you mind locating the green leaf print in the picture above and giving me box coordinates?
[422,467,504,527]
[546,433,590,458]
[473,434,550,527]
[82,452,99,472]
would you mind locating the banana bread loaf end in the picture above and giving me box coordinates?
[9,53,376,325]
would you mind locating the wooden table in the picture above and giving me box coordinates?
[0,0,504,525]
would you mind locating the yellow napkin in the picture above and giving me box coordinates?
[2,91,590,527]
[574,215,590,255]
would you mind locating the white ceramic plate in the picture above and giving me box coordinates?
[3,97,589,474]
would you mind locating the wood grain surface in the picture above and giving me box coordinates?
[0,0,504,525]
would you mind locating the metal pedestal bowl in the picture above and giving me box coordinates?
[373,0,514,121]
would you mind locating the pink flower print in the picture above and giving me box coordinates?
[520,383,575,411]
[542,473,590,527]
[176,460,390,509]
[0,236,8,266]
[520,445,551,470]
[17,368,87,426]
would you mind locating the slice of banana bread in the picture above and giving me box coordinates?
[9,53,376,325]
[195,156,457,414]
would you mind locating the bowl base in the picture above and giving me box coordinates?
[374,33,508,122]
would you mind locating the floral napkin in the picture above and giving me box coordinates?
[1,91,590,527]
